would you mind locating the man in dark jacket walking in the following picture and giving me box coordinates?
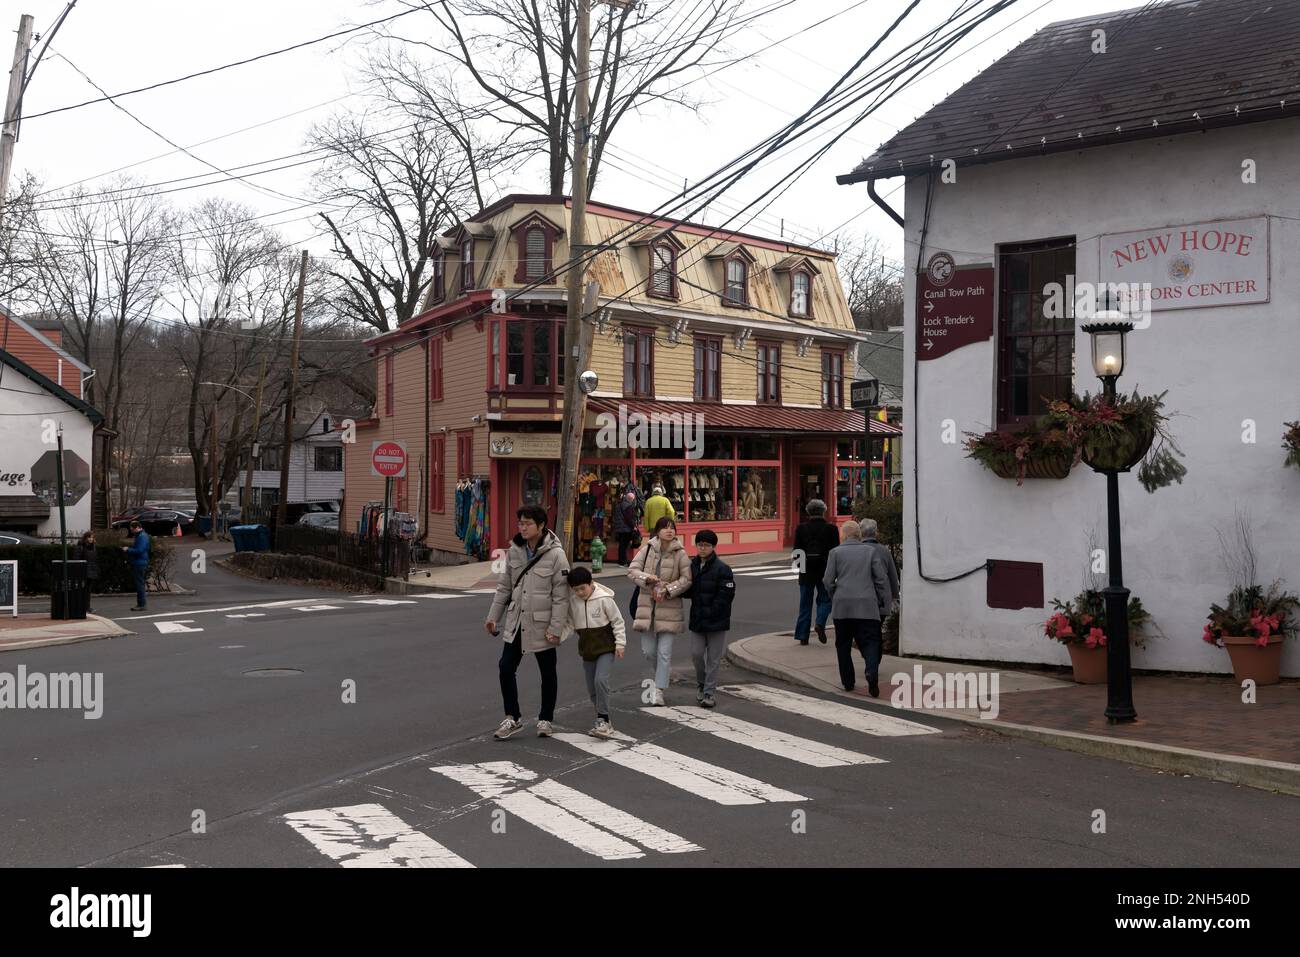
[122,521,151,611]
[684,529,735,708]
[792,499,839,645]
[612,489,639,566]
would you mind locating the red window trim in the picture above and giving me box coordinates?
[429,336,444,402]
[455,429,474,479]
[756,340,781,404]
[789,269,814,319]
[429,433,446,513]
[512,220,559,283]
[996,237,1077,429]
[496,317,564,393]
[821,350,844,408]
[622,325,655,398]
[722,255,750,309]
[693,335,722,402]
[647,243,679,301]
[383,353,395,416]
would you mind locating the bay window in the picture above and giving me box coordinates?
[495,319,564,391]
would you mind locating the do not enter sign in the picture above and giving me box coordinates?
[371,440,408,478]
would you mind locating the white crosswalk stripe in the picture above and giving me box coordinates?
[351,598,418,605]
[408,593,472,599]
[293,605,342,612]
[467,588,498,595]
[284,803,473,868]
[431,761,700,860]
[718,684,941,736]
[641,706,887,768]
[733,565,798,577]
[554,731,806,805]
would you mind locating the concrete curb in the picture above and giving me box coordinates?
[0,615,134,654]
[725,634,1300,798]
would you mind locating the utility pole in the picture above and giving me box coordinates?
[276,250,309,530]
[0,14,34,217]
[242,357,266,514]
[210,401,219,539]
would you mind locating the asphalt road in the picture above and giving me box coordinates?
[1,553,1297,868]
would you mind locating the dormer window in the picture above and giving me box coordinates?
[791,271,811,317]
[724,257,748,307]
[460,241,474,292]
[650,244,677,298]
[510,211,563,283]
[431,252,445,303]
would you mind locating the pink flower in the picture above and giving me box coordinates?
[1255,635,1270,649]
[1085,627,1106,649]
[1202,624,1218,644]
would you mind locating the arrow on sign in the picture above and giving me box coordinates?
[924,300,934,313]
[923,340,934,351]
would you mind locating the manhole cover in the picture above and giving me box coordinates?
[243,668,304,677]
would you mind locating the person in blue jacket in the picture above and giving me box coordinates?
[122,520,151,610]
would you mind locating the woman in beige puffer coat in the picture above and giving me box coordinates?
[627,517,692,705]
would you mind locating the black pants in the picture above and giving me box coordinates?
[616,532,633,565]
[834,618,883,690]
[499,629,557,722]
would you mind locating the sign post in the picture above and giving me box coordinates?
[371,442,408,583]
[850,379,879,502]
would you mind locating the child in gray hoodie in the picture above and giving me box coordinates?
[565,567,627,738]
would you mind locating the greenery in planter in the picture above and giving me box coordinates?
[1044,389,1186,492]
[1283,421,1300,469]
[1202,581,1299,648]
[1044,590,1152,649]
[962,422,1076,485]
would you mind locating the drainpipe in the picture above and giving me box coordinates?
[868,179,904,228]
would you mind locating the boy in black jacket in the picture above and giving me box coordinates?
[684,529,735,708]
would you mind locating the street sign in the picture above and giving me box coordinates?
[917,262,994,361]
[370,441,408,479]
[850,381,877,410]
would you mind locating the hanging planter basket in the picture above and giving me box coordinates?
[1083,420,1155,473]
[988,450,1074,482]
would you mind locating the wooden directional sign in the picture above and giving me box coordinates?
[370,441,408,479]
[917,259,994,361]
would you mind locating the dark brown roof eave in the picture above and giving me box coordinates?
[836,108,1293,185]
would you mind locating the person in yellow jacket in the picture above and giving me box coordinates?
[642,484,675,534]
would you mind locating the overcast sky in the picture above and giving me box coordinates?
[11,0,1138,269]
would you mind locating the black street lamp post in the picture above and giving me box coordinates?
[1082,320,1137,724]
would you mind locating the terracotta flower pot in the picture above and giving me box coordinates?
[1066,642,1107,683]
[989,450,1074,482]
[1221,634,1284,685]
[1083,420,1155,473]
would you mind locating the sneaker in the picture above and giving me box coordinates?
[696,688,705,704]
[493,717,524,740]
[130,606,147,612]
[700,694,716,709]
[590,719,614,739]
[815,623,827,644]
[653,688,666,707]
[536,720,554,737]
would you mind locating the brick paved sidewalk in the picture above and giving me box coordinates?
[994,673,1300,766]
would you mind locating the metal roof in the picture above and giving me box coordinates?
[589,398,902,436]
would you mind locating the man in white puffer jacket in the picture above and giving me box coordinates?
[564,567,627,738]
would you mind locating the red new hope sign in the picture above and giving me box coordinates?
[370,441,408,478]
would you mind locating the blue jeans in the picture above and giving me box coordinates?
[642,631,674,690]
[794,581,832,641]
[131,565,147,607]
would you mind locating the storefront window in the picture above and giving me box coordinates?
[737,467,778,520]
[836,439,865,461]
[637,466,686,520]
[506,322,525,386]
[582,430,629,459]
[737,435,779,460]
[701,432,733,460]
[837,466,866,516]
[687,466,734,522]
[573,465,634,561]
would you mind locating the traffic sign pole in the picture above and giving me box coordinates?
[382,477,391,581]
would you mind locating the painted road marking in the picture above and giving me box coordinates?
[733,566,799,577]
[642,706,887,768]
[408,593,471,599]
[226,613,265,618]
[119,599,318,621]
[351,599,418,606]
[154,620,202,634]
[718,684,941,736]
[468,588,498,595]
[293,605,343,612]
[431,761,698,860]
[284,803,472,868]
[553,732,805,805]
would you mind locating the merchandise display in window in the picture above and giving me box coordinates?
[686,466,734,522]
[637,467,686,519]
[837,466,867,515]
[574,465,633,561]
[737,467,778,520]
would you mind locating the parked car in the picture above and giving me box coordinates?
[296,512,339,530]
[0,530,49,546]
[110,505,152,525]
[110,508,193,537]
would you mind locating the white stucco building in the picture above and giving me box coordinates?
[838,0,1300,676]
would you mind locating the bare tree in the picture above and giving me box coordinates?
[0,173,42,304]
[838,234,904,332]
[310,116,484,333]
[375,0,748,194]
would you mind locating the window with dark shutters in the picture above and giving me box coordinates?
[650,244,676,298]
[524,227,546,280]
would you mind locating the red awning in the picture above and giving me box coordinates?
[589,399,902,436]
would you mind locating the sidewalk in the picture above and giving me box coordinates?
[0,613,132,653]
[727,629,1300,797]
[401,549,788,593]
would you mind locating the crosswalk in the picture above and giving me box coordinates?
[731,562,801,582]
[279,684,940,866]
[134,591,485,634]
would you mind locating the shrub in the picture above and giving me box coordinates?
[851,495,903,568]
[0,532,173,594]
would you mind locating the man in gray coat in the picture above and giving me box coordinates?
[485,505,571,739]
[822,519,897,697]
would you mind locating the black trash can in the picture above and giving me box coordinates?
[50,560,89,620]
